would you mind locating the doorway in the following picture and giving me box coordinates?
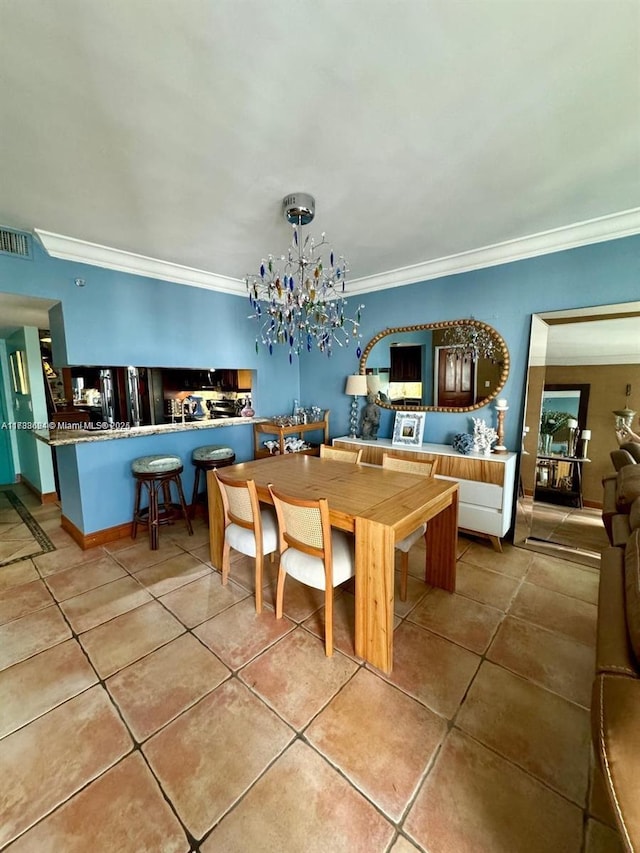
[435,347,476,408]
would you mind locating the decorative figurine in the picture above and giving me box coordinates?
[472,417,498,455]
[361,392,381,440]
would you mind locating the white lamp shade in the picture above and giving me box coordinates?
[345,374,368,396]
[567,419,578,429]
[581,429,591,440]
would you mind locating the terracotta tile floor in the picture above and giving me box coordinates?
[0,484,625,852]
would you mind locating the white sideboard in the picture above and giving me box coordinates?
[333,437,518,551]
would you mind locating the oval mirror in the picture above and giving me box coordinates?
[359,319,510,413]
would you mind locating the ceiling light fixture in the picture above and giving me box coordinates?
[246,193,364,363]
[441,319,500,362]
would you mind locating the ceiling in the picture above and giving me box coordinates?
[532,302,640,366]
[0,294,57,340]
[0,0,638,300]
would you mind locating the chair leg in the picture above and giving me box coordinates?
[275,565,286,619]
[131,479,142,540]
[148,482,159,550]
[221,539,231,585]
[400,550,409,601]
[190,467,201,520]
[324,586,334,656]
[254,553,264,613]
[173,473,194,535]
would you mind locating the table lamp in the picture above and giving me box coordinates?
[580,428,591,458]
[345,374,368,438]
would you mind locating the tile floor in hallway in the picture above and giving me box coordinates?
[0,483,626,852]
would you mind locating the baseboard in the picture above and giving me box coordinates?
[60,503,201,550]
[61,515,132,550]
[17,474,58,505]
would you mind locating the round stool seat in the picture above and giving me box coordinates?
[192,445,235,464]
[132,454,183,475]
[189,445,236,521]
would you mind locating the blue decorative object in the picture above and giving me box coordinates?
[452,433,475,455]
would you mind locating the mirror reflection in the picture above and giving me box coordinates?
[360,319,510,412]
[516,302,640,566]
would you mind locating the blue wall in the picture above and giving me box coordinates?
[0,232,638,530]
[0,342,16,484]
[61,424,255,532]
[300,235,640,448]
[0,242,302,422]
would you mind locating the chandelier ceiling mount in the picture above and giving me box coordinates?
[246,193,364,362]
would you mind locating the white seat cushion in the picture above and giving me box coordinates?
[281,530,354,590]
[395,523,427,553]
[226,506,278,557]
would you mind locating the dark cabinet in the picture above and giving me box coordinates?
[390,345,422,382]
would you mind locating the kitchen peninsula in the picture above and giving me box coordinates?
[35,416,265,548]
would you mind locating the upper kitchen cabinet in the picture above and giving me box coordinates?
[161,368,252,392]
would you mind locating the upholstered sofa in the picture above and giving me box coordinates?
[594,464,640,851]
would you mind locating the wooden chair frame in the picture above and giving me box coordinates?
[319,444,363,464]
[268,485,338,655]
[214,469,270,612]
[382,453,439,600]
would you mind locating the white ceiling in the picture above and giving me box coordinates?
[534,302,640,366]
[0,294,57,340]
[0,0,638,297]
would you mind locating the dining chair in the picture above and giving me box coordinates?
[319,444,363,463]
[213,470,278,613]
[268,485,355,656]
[382,453,439,601]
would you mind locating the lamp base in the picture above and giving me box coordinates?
[349,397,359,439]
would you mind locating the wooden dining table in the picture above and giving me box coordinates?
[207,453,459,673]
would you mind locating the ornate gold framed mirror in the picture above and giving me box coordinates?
[359,319,510,413]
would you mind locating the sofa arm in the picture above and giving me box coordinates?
[611,514,632,548]
[597,548,639,677]
[591,674,640,852]
[603,476,620,542]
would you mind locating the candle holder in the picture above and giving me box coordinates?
[580,428,591,459]
[566,418,579,457]
[494,400,508,453]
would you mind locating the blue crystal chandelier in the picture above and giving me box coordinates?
[246,193,364,362]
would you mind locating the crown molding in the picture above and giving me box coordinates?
[347,207,640,294]
[35,206,640,297]
[34,229,243,295]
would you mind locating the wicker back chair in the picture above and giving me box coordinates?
[268,485,354,656]
[214,470,278,613]
[381,453,440,601]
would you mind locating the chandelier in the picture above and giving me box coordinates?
[246,193,364,362]
[441,320,500,362]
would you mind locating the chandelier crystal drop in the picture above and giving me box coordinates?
[441,320,500,362]
[246,194,364,363]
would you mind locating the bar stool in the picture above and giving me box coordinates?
[190,444,236,519]
[131,455,193,550]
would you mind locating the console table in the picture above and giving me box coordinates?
[535,453,590,508]
[253,412,329,459]
[333,437,517,551]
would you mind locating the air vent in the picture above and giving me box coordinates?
[0,227,32,259]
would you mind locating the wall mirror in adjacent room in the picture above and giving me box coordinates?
[515,300,640,567]
[359,319,510,412]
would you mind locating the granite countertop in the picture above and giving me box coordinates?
[34,416,268,446]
